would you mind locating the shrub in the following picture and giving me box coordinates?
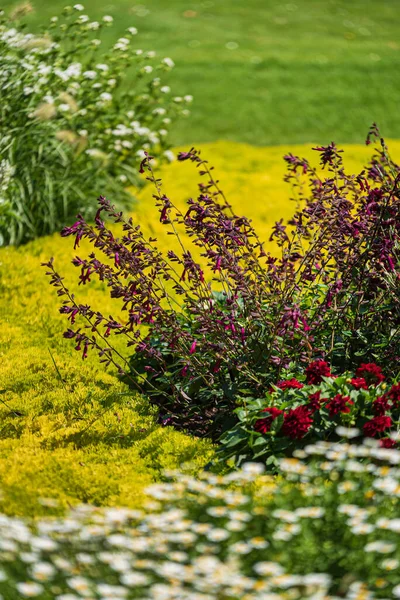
[46,127,400,438]
[0,3,190,246]
[219,360,400,468]
[0,434,399,599]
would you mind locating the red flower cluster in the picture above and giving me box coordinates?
[387,383,400,407]
[372,396,391,416]
[355,363,385,385]
[254,363,398,450]
[363,415,392,438]
[281,406,313,440]
[325,394,354,417]
[380,438,397,449]
[276,378,304,390]
[254,407,283,434]
[307,391,323,413]
[305,360,331,384]
[350,377,368,390]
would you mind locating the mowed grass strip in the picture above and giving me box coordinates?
[2,0,400,145]
[1,140,400,517]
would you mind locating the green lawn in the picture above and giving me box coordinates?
[2,0,400,146]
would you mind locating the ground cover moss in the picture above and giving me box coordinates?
[1,140,400,517]
[134,139,400,256]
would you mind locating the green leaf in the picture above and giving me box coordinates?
[252,436,268,448]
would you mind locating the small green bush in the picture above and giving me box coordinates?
[0,4,190,245]
[0,434,399,599]
[51,130,400,438]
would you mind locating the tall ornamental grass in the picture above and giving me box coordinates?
[0,3,190,246]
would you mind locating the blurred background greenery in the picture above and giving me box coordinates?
[2,0,399,145]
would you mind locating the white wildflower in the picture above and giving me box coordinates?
[16,583,44,597]
[302,573,331,586]
[96,584,127,597]
[249,536,269,549]
[365,541,396,553]
[83,70,96,79]
[253,562,285,576]
[295,507,325,518]
[242,462,265,476]
[20,552,39,564]
[381,558,399,571]
[272,509,298,523]
[162,57,175,68]
[67,576,92,594]
[378,518,400,532]
[351,523,374,535]
[120,572,149,586]
[206,528,230,542]
[103,15,113,23]
[30,537,58,551]
[31,562,56,581]
[336,426,360,438]
[114,42,128,51]
[231,541,252,554]
[163,150,175,162]
[73,4,84,10]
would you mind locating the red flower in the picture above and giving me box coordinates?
[380,438,397,449]
[363,415,392,438]
[276,378,304,390]
[350,377,368,390]
[281,406,313,440]
[254,407,283,434]
[325,394,354,417]
[387,383,400,407]
[355,363,385,385]
[372,396,390,416]
[305,360,331,384]
[307,391,323,413]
